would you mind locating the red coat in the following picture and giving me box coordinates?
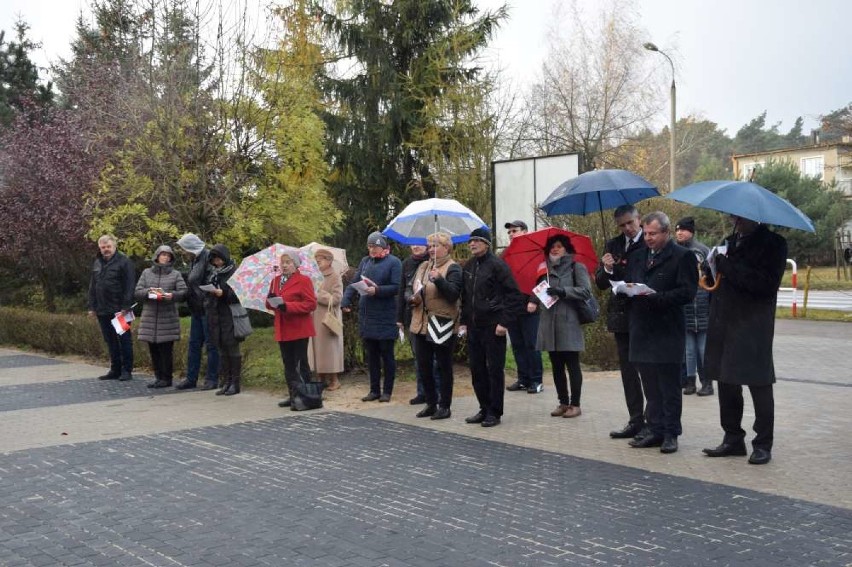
[266,273,317,342]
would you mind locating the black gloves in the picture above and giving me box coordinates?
[277,302,287,312]
[546,287,567,298]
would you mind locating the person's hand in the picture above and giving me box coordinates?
[428,268,440,281]
[457,325,467,337]
[342,307,351,314]
[526,302,537,313]
[213,288,223,297]
[396,322,403,329]
[602,252,615,271]
[364,285,376,296]
[409,294,422,306]
[546,287,566,298]
[277,302,287,312]
[163,292,173,301]
[87,310,95,320]
[495,324,507,337]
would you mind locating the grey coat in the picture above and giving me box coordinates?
[134,245,188,343]
[534,255,591,352]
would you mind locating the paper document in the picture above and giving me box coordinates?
[532,280,558,309]
[111,311,134,335]
[199,284,217,292]
[610,281,656,296]
[267,296,283,308]
[706,245,727,280]
[351,277,376,296]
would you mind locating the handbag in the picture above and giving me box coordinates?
[229,302,254,338]
[322,302,343,336]
[292,378,324,411]
[572,262,600,325]
[426,314,455,344]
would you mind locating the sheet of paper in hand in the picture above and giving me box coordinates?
[532,280,558,309]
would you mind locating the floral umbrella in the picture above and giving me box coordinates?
[300,242,349,275]
[230,244,322,314]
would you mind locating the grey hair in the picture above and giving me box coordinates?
[613,205,639,219]
[641,211,671,232]
[98,234,117,246]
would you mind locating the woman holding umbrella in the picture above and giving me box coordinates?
[267,249,318,409]
[528,234,593,419]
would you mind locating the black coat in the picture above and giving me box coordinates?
[460,250,523,328]
[704,226,787,386]
[204,244,242,348]
[88,251,136,316]
[625,239,698,364]
[184,248,212,315]
[594,234,646,333]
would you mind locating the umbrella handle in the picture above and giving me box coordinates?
[698,265,722,291]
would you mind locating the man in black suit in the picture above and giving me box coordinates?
[595,205,647,439]
[622,212,697,454]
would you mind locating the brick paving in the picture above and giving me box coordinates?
[0,319,850,566]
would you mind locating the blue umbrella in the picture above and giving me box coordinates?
[540,169,660,216]
[666,180,815,233]
[383,198,486,245]
[540,169,660,235]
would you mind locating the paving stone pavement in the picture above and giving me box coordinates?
[0,319,850,566]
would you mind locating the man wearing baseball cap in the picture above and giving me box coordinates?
[503,220,544,395]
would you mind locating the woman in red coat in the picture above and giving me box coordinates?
[266,248,317,408]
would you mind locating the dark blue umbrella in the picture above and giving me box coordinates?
[666,180,815,233]
[540,169,660,216]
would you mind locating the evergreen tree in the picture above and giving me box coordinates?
[0,21,53,125]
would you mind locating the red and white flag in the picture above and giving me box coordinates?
[111,311,134,335]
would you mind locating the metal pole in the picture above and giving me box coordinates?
[644,43,676,192]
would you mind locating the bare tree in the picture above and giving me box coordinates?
[521,0,661,171]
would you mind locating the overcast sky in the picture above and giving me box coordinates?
[3,0,851,137]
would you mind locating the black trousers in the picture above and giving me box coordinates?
[615,332,645,427]
[413,334,455,409]
[549,351,582,406]
[279,339,311,394]
[635,362,682,437]
[468,325,507,418]
[718,382,774,451]
[148,341,174,382]
[364,338,396,396]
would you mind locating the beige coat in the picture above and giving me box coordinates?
[308,269,344,373]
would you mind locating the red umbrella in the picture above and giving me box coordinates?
[502,227,598,295]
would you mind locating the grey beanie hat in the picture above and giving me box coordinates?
[176,233,205,256]
[366,231,390,248]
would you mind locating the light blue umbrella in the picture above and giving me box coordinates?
[383,198,487,245]
[666,180,815,233]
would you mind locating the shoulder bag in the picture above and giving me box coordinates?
[229,302,254,338]
[573,262,600,325]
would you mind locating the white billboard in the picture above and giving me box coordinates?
[492,153,581,248]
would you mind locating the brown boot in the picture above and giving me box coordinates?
[326,374,341,391]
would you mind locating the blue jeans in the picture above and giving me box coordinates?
[186,313,220,385]
[684,330,707,378]
[507,312,542,386]
[97,315,134,374]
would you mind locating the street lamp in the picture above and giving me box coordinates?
[644,42,676,192]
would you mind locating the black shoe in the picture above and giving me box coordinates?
[748,448,772,465]
[215,382,231,396]
[98,372,120,381]
[683,385,697,395]
[431,407,451,420]
[223,384,240,396]
[200,382,218,391]
[629,434,663,448]
[609,423,642,439]
[660,435,678,454]
[361,392,380,402]
[702,442,747,457]
[118,371,133,381]
[148,379,171,389]
[175,379,197,390]
[506,381,527,392]
[633,426,652,441]
[481,415,501,428]
[526,383,543,394]
[379,393,391,403]
[278,399,292,408]
[409,395,426,405]
[465,411,486,424]
[416,405,437,418]
[697,382,715,396]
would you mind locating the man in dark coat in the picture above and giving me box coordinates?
[595,205,647,439]
[702,217,787,465]
[459,227,524,428]
[623,212,697,454]
[88,234,136,381]
[175,233,220,390]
